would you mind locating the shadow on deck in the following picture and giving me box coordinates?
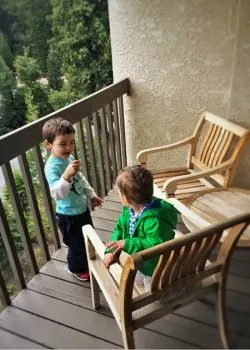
[0,190,250,348]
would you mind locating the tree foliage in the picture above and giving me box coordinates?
[1,0,52,73]
[47,47,62,90]
[0,31,13,67]
[51,0,112,98]
[0,56,26,135]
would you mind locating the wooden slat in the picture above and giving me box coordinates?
[18,153,50,263]
[112,99,122,171]
[12,289,123,345]
[209,128,226,167]
[215,131,233,166]
[205,112,248,137]
[27,273,111,314]
[98,200,122,212]
[93,112,106,196]
[207,127,224,167]
[175,298,250,340]
[199,123,215,163]
[0,328,45,349]
[100,107,112,191]
[0,199,26,290]
[32,146,60,250]
[92,217,116,232]
[40,259,90,287]
[175,186,207,195]
[1,162,38,275]
[105,193,121,202]
[159,248,181,288]
[0,78,130,166]
[92,208,120,221]
[204,125,220,165]
[0,306,116,349]
[0,266,10,307]
[177,181,204,189]
[153,170,189,181]
[106,104,117,180]
[85,115,98,193]
[171,243,193,282]
[118,96,127,168]
[75,120,89,181]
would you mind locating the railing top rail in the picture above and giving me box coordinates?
[0,78,130,165]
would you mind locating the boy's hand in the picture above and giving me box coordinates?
[91,196,104,208]
[104,253,116,269]
[63,160,80,182]
[105,240,125,255]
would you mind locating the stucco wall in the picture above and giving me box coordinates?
[108,0,250,188]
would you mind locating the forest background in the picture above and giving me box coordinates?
[0,0,112,304]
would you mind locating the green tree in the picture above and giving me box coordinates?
[0,56,26,136]
[15,52,53,122]
[15,49,40,85]
[2,0,52,72]
[51,0,112,98]
[0,31,13,67]
[47,48,62,90]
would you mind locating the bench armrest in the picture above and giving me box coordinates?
[137,136,195,164]
[164,160,234,194]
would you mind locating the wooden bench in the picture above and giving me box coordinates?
[137,112,250,202]
[83,213,250,349]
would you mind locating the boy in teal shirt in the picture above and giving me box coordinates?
[43,118,103,281]
[104,165,177,289]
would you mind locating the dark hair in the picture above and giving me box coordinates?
[116,165,153,204]
[42,118,75,143]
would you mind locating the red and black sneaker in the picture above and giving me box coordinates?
[68,269,90,281]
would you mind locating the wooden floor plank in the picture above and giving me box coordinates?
[92,217,116,231]
[104,193,120,202]
[12,289,123,346]
[94,200,122,212]
[92,208,120,221]
[11,289,194,349]
[175,299,250,342]
[26,274,203,348]
[40,259,90,287]
[0,328,45,349]
[1,187,250,349]
[27,273,111,314]
[0,307,116,349]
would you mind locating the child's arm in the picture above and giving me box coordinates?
[45,161,79,200]
[107,218,174,256]
[78,172,103,207]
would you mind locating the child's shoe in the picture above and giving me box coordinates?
[68,269,90,281]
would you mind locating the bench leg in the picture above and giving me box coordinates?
[121,325,135,349]
[216,282,229,349]
[90,272,100,310]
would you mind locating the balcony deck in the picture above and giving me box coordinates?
[0,189,250,349]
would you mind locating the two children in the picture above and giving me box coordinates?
[43,117,177,287]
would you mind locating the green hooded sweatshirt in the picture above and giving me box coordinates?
[110,197,177,276]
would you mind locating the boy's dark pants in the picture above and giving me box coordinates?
[55,209,93,273]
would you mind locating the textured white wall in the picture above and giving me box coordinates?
[108,0,250,188]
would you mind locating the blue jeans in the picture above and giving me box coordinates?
[55,209,93,273]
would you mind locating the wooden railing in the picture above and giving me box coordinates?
[0,78,130,310]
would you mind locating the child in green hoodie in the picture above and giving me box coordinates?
[104,165,177,290]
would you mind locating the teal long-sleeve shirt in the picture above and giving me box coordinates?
[110,197,177,276]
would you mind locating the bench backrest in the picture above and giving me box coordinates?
[188,112,250,187]
[118,213,250,324]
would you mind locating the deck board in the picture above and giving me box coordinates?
[0,328,45,349]
[1,189,250,348]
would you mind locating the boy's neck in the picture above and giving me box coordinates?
[131,203,146,215]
